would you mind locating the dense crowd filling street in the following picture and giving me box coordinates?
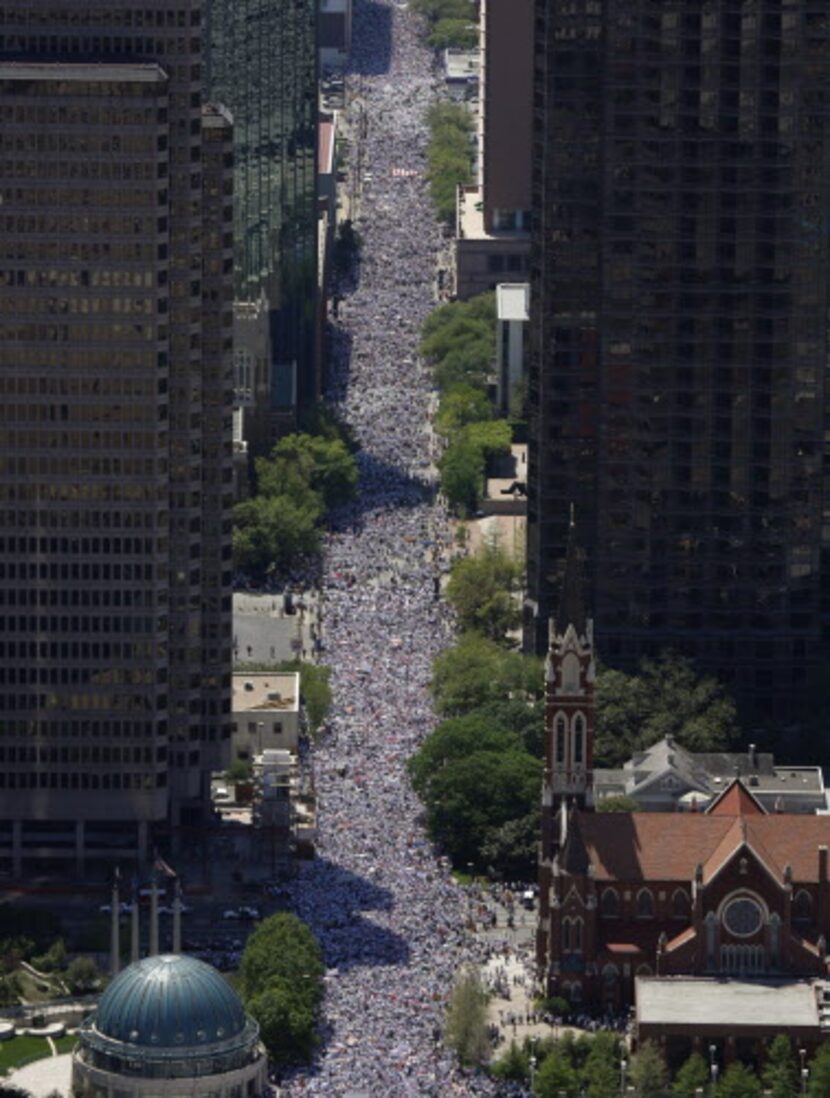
[279,0,505,1094]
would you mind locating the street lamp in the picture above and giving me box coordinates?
[709,1044,718,1096]
[800,1048,808,1097]
[620,1055,627,1095]
[529,1035,538,1089]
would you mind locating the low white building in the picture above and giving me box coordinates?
[231,671,300,760]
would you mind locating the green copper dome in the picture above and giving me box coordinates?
[94,955,247,1050]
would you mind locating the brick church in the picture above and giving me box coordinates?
[536,520,830,1012]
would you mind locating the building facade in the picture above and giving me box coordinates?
[525,0,830,720]
[0,0,234,876]
[454,0,532,299]
[205,0,318,434]
[537,560,830,1013]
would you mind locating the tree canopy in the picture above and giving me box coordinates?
[421,292,495,394]
[233,430,359,580]
[431,632,543,716]
[435,383,493,436]
[444,968,489,1067]
[672,1051,710,1097]
[717,1062,763,1098]
[630,1041,669,1098]
[595,652,740,767]
[239,913,324,1066]
[446,543,522,641]
[424,101,474,222]
[761,1035,799,1098]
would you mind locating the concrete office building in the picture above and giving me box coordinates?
[205,0,318,441]
[526,1,830,720]
[0,0,234,877]
[455,0,532,299]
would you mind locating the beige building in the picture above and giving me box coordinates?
[454,0,532,299]
[232,672,301,759]
[0,1,234,877]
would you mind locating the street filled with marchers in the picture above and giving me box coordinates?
[278,0,512,1093]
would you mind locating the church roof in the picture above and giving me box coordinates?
[705,777,767,816]
[574,810,830,884]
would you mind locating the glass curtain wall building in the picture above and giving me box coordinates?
[0,0,234,875]
[526,1,830,721]
[205,0,318,433]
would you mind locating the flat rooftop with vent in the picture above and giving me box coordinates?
[594,736,828,815]
[231,672,301,758]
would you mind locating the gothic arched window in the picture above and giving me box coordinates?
[794,890,812,924]
[672,888,691,919]
[555,714,566,765]
[561,652,580,692]
[573,714,585,765]
[600,888,619,918]
[637,889,655,918]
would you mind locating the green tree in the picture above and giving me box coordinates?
[630,1040,669,1098]
[581,1032,622,1098]
[428,16,477,48]
[239,913,324,1005]
[534,1050,578,1097]
[224,759,252,783]
[808,1044,830,1097]
[422,293,495,393]
[446,543,522,641]
[408,712,520,798]
[249,982,318,1067]
[436,384,493,436]
[717,1062,762,1098]
[672,1051,710,1097]
[425,102,474,223]
[491,1040,529,1082]
[233,493,322,579]
[431,633,543,715]
[595,652,739,767]
[426,749,541,869]
[32,938,65,973]
[479,810,538,880]
[762,1036,799,1098]
[259,433,358,511]
[596,794,640,813]
[444,968,489,1067]
[66,956,99,993]
[439,437,485,515]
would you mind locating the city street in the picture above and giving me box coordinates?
[274,0,504,1093]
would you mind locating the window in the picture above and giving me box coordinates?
[555,714,566,764]
[794,890,811,924]
[573,715,585,764]
[672,889,691,919]
[600,888,619,917]
[723,897,763,938]
[637,889,654,918]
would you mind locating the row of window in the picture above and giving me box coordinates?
[553,712,586,767]
[600,886,689,919]
[0,770,165,791]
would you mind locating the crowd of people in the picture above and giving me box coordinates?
[278,0,512,1094]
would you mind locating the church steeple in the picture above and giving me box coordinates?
[537,511,597,990]
[556,505,587,638]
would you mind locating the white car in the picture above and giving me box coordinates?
[222,909,241,920]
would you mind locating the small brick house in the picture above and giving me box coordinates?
[536,520,830,1012]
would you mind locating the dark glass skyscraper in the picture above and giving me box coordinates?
[526,1,830,721]
[0,0,234,875]
[205,0,318,420]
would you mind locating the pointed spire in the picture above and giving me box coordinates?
[557,505,587,636]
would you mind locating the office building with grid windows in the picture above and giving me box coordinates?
[0,0,234,877]
[526,0,830,721]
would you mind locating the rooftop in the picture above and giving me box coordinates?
[232,672,298,713]
[90,954,250,1052]
[497,282,529,322]
[444,48,479,83]
[636,976,820,1030]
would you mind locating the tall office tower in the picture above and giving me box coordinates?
[526,2,830,722]
[0,0,234,878]
[205,0,318,445]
